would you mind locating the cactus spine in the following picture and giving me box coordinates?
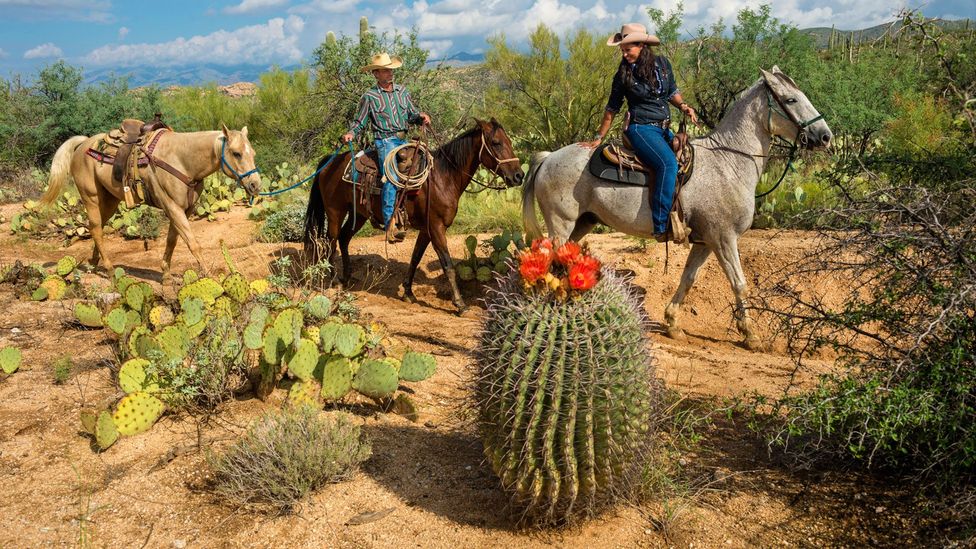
[474,268,660,526]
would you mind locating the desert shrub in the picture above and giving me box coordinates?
[258,202,306,243]
[52,356,72,384]
[209,407,370,512]
[0,167,45,204]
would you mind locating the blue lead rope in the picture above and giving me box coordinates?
[257,142,352,198]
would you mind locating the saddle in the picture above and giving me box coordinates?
[587,119,696,244]
[342,143,426,229]
[86,113,183,208]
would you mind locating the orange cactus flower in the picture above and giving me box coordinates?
[530,238,554,256]
[555,241,582,266]
[518,249,551,284]
[568,260,599,291]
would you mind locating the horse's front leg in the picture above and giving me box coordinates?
[712,237,762,351]
[427,224,466,313]
[402,230,431,304]
[664,243,712,341]
[163,204,208,275]
[160,222,180,281]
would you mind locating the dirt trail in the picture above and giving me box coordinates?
[0,207,924,548]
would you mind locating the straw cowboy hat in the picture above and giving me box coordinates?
[606,23,660,46]
[361,52,403,72]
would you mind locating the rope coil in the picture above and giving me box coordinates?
[382,142,434,190]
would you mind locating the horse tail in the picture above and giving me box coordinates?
[303,153,334,253]
[521,151,550,240]
[41,135,88,207]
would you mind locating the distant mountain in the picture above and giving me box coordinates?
[83,63,301,87]
[427,51,484,68]
[800,18,973,49]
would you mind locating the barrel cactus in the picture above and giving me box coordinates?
[474,238,661,526]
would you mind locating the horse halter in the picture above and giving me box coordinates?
[478,129,520,176]
[763,81,824,146]
[220,136,260,188]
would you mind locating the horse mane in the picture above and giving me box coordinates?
[432,125,481,172]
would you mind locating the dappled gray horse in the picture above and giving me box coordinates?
[522,67,832,349]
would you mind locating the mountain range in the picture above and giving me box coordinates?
[85,18,972,87]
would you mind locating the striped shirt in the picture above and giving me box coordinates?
[349,84,423,140]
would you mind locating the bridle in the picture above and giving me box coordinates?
[753,81,823,198]
[220,136,260,190]
[469,129,520,192]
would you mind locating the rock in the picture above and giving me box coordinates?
[96,292,122,310]
[172,540,186,549]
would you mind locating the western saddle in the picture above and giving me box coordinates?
[86,113,190,208]
[341,144,426,230]
[596,118,695,244]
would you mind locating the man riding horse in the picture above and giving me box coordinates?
[341,52,432,243]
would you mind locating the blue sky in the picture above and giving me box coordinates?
[1,0,973,77]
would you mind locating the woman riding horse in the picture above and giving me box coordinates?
[583,23,698,242]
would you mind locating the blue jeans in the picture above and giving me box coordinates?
[625,123,677,234]
[375,136,407,228]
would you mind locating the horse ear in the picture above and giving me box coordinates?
[241,126,248,138]
[771,65,782,74]
[760,68,774,84]
[221,123,230,138]
[489,117,499,127]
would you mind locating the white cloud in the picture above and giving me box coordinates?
[83,16,306,67]
[420,39,453,58]
[0,48,7,59]
[289,0,357,14]
[224,0,288,14]
[118,26,129,40]
[24,42,63,59]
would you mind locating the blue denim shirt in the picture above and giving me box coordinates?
[606,55,679,124]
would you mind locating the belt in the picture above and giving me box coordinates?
[647,119,671,130]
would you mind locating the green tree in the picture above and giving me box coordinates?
[484,25,618,152]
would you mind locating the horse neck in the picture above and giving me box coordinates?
[166,131,223,181]
[433,130,482,195]
[700,82,773,179]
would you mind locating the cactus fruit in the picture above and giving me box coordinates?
[352,359,399,399]
[95,411,118,450]
[305,295,332,319]
[182,269,199,286]
[179,297,205,327]
[222,272,250,303]
[334,323,365,357]
[148,305,175,329]
[273,308,303,347]
[399,351,436,382]
[287,338,319,381]
[104,307,128,335]
[287,380,323,409]
[74,302,103,328]
[474,268,660,526]
[0,346,21,374]
[125,283,145,312]
[56,255,78,276]
[118,358,149,393]
[320,355,353,401]
[112,391,165,436]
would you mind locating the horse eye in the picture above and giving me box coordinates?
[492,140,501,146]
[785,98,798,104]
[233,152,242,159]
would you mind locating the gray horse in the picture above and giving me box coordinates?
[521,67,832,350]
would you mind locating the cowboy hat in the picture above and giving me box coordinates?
[606,23,660,46]
[361,52,403,73]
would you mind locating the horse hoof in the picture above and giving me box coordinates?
[402,293,417,304]
[666,326,687,342]
[454,305,470,317]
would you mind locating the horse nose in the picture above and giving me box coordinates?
[821,131,832,146]
[513,170,524,185]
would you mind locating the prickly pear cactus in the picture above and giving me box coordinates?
[305,295,332,319]
[56,255,78,276]
[334,324,365,357]
[0,346,22,374]
[399,351,436,382]
[352,359,399,399]
[95,411,119,450]
[112,391,165,436]
[74,302,103,328]
[474,265,660,526]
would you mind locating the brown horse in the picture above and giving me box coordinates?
[42,126,261,277]
[303,118,524,312]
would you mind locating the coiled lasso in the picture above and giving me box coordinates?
[382,142,433,190]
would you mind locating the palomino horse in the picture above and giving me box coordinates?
[304,118,524,312]
[522,67,832,349]
[42,126,261,276]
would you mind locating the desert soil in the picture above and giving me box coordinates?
[0,206,935,548]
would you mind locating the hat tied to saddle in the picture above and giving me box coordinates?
[606,23,661,46]
[361,52,403,73]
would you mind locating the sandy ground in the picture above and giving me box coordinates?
[0,206,933,548]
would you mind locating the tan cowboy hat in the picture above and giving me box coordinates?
[606,23,660,46]
[361,52,403,73]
